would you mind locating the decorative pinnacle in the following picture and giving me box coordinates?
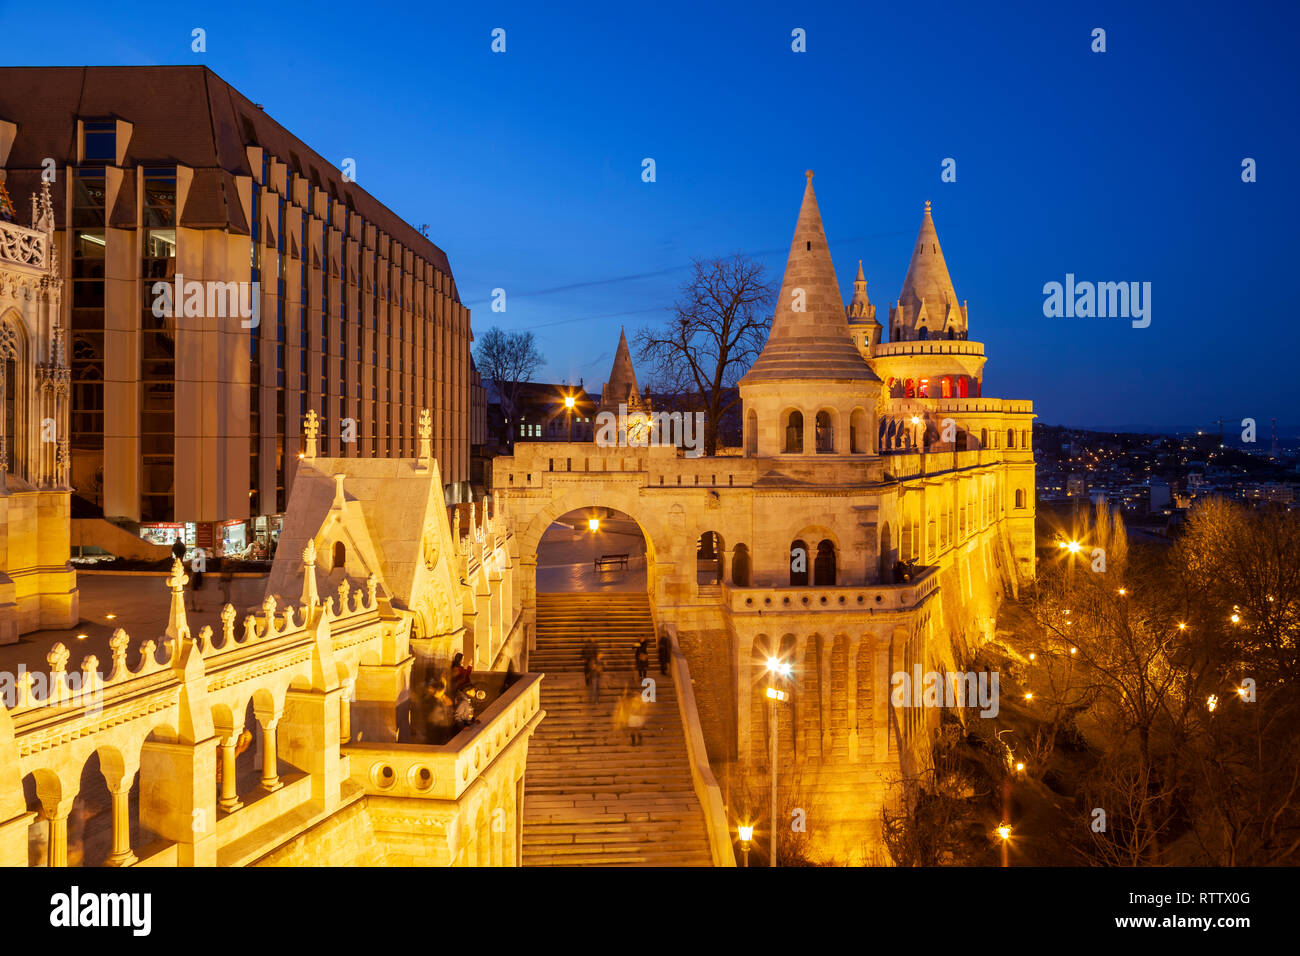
[805,170,814,181]
[924,200,932,212]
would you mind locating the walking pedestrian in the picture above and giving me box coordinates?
[657,630,671,675]
[219,566,234,607]
[171,534,186,562]
[588,648,604,705]
[187,562,203,612]
[582,639,598,687]
[635,639,650,683]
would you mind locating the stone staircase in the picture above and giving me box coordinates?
[522,592,714,866]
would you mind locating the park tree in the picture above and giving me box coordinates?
[634,254,775,456]
[472,328,544,450]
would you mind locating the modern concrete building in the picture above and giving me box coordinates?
[0,66,474,558]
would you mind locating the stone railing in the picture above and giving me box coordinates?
[663,626,734,867]
[726,566,940,614]
[873,340,985,358]
[344,672,543,803]
[0,220,48,271]
[495,441,760,489]
[3,574,383,715]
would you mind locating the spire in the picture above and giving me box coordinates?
[847,259,877,324]
[741,172,878,384]
[600,327,642,411]
[897,200,961,324]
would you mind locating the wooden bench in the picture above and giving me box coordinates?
[594,553,629,572]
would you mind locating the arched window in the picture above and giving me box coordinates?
[697,531,723,586]
[1,319,25,479]
[850,408,868,454]
[745,409,757,456]
[980,428,988,448]
[790,538,809,587]
[732,544,751,587]
[784,410,803,454]
[814,540,836,586]
[1022,429,1030,450]
[918,324,929,341]
[904,379,915,399]
[1015,489,1026,509]
[958,377,969,398]
[1006,428,1015,449]
[941,376,952,399]
[333,540,346,570]
[815,410,833,453]
[879,523,893,583]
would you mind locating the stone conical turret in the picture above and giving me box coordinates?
[892,201,965,340]
[741,172,877,384]
[599,327,643,413]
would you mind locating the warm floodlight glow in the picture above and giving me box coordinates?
[588,518,600,532]
[1066,540,1081,554]
[1015,762,1025,773]
[738,824,754,843]
[1028,652,1036,662]
[1178,622,1187,631]
[765,687,788,702]
[910,416,921,425]
[1024,692,1033,702]
[564,395,576,409]
[1118,588,1127,596]
[76,633,88,641]
[1207,695,1219,712]
[106,614,116,620]
[766,656,781,673]
[996,824,1012,841]
[1069,646,1077,655]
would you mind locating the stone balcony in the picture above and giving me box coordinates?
[872,340,985,358]
[341,672,545,865]
[725,565,940,616]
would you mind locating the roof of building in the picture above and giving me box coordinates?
[0,65,459,300]
[897,201,960,320]
[741,172,879,384]
[600,328,642,408]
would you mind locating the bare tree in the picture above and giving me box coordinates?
[635,254,775,456]
[472,328,544,450]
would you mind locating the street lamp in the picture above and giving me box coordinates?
[765,657,792,868]
[588,517,600,532]
[996,823,1012,867]
[737,824,753,867]
[564,393,576,442]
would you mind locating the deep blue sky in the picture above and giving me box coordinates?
[6,0,1297,429]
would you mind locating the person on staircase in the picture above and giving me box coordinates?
[587,648,604,705]
[635,639,650,683]
[657,631,671,676]
[582,639,598,689]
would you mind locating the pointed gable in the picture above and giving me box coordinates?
[599,328,642,410]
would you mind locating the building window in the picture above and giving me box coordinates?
[783,410,803,454]
[82,119,115,163]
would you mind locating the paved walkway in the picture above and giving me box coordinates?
[536,519,647,594]
[0,573,269,677]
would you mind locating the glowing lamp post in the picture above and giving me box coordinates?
[564,393,576,442]
[996,823,1012,867]
[765,656,792,868]
[588,517,600,533]
[737,824,754,867]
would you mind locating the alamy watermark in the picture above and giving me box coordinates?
[151,274,260,328]
[1042,274,1150,328]
[891,666,1000,717]
[593,403,705,458]
[0,666,104,714]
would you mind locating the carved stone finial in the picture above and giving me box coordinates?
[303,538,316,566]
[331,473,346,511]
[366,573,379,608]
[47,642,69,673]
[303,409,320,458]
[417,408,433,468]
[166,557,189,593]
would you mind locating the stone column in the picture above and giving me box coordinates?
[819,637,832,759]
[259,716,283,793]
[106,780,137,866]
[339,680,353,745]
[846,635,860,761]
[218,735,242,812]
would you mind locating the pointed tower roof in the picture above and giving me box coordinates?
[600,327,642,409]
[898,200,960,316]
[741,172,878,384]
[846,259,878,325]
